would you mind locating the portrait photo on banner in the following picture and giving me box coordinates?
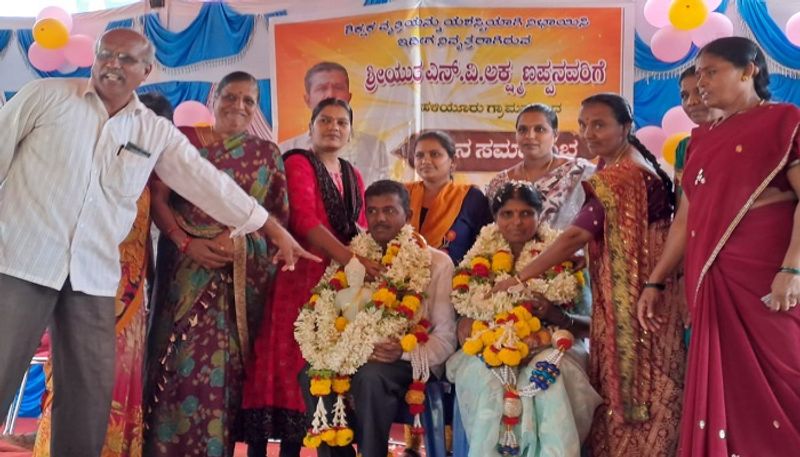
[269,0,635,185]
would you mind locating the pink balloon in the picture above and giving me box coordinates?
[691,12,733,47]
[174,101,215,127]
[36,6,73,33]
[644,0,672,28]
[703,0,723,11]
[786,12,800,47]
[28,42,65,72]
[650,26,693,62]
[636,126,668,158]
[63,34,95,67]
[661,106,697,136]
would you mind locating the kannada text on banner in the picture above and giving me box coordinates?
[271,4,630,181]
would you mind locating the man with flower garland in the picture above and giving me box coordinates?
[298,180,457,457]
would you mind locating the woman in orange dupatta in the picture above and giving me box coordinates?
[406,130,492,264]
[494,93,686,456]
[639,37,800,457]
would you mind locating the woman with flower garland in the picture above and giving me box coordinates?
[493,94,686,456]
[484,104,595,230]
[406,130,493,264]
[239,98,372,457]
[447,181,601,456]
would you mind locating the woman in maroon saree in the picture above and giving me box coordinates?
[639,37,800,456]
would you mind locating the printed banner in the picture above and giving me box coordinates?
[271,2,633,183]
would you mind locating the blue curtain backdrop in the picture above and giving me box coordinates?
[137,80,212,108]
[0,29,11,55]
[633,77,682,129]
[738,0,800,70]
[17,365,45,418]
[105,18,134,30]
[143,2,254,68]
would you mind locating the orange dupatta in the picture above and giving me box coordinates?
[406,181,471,248]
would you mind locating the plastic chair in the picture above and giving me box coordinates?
[2,356,48,435]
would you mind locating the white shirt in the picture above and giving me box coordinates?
[403,247,457,377]
[0,79,268,296]
[280,130,392,186]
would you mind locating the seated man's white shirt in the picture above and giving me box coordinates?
[399,246,457,378]
[0,78,268,296]
[280,130,391,186]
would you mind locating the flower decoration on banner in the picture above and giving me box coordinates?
[786,12,800,47]
[174,101,215,127]
[644,0,732,63]
[636,105,696,166]
[28,6,95,72]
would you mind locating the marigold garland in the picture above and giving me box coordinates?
[451,223,581,455]
[294,225,433,447]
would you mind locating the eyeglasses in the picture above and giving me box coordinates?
[95,49,146,66]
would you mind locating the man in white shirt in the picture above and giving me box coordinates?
[279,61,392,186]
[300,180,456,457]
[0,29,315,457]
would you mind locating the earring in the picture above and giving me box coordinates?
[741,75,750,81]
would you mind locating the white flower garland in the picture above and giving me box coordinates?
[294,224,432,375]
[452,223,580,322]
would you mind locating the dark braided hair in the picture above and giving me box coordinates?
[581,93,676,215]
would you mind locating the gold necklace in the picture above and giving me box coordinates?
[608,144,629,166]
[710,99,765,130]
[521,153,555,181]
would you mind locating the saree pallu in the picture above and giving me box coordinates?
[34,187,152,457]
[144,128,288,457]
[447,343,602,457]
[484,157,595,230]
[585,162,685,457]
[680,103,800,456]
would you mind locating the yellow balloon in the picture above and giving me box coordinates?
[662,132,689,166]
[669,0,709,31]
[33,18,69,49]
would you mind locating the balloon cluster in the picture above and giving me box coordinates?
[644,0,733,62]
[29,6,94,72]
[635,106,696,166]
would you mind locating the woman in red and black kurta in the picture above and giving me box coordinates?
[239,98,373,457]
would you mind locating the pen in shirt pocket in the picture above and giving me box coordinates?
[117,142,151,158]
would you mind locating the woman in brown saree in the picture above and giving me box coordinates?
[144,71,288,457]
